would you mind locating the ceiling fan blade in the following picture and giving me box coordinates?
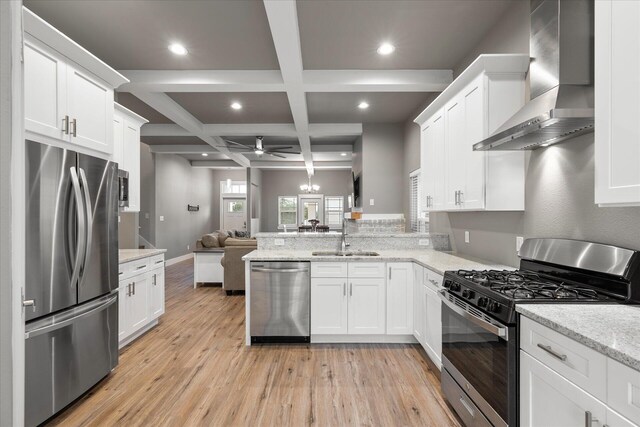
[266,150,301,155]
[265,152,286,158]
[213,145,252,151]
[223,139,253,149]
[264,145,295,150]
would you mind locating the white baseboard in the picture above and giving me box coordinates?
[118,319,159,350]
[165,252,194,266]
[311,334,417,344]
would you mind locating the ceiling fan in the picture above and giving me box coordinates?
[216,136,300,159]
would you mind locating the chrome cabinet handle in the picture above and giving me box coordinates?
[429,279,439,286]
[62,115,69,134]
[459,191,464,204]
[389,267,392,280]
[537,343,567,361]
[350,282,353,297]
[155,260,163,264]
[454,190,459,205]
[133,281,136,295]
[459,395,475,416]
[126,283,131,296]
[70,118,77,137]
[584,411,598,427]
[153,274,157,286]
[343,282,346,296]
[136,265,147,270]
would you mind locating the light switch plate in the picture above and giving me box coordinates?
[516,236,524,253]
[118,215,121,223]
[369,198,375,206]
[145,212,150,219]
[419,239,430,246]
[464,231,470,243]
[159,215,165,222]
[274,239,285,246]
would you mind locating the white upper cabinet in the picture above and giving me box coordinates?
[114,103,148,213]
[595,0,640,207]
[23,7,128,156]
[415,55,529,213]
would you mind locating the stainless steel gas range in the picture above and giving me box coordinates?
[439,238,640,427]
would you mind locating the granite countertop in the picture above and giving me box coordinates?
[254,232,434,238]
[242,249,512,276]
[516,304,640,371]
[119,248,167,264]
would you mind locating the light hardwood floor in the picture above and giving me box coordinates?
[46,259,461,426]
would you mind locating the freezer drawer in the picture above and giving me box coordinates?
[25,293,118,427]
[250,261,310,342]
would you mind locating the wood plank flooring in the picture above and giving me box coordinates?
[46,259,461,426]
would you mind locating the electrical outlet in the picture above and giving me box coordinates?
[274,239,285,246]
[145,212,150,219]
[369,198,375,206]
[464,231,470,243]
[159,216,165,222]
[516,236,524,253]
[419,239,430,246]
[187,245,190,250]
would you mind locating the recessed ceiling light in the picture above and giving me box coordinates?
[377,42,395,55]
[340,152,348,156]
[358,101,369,110]
[201,153,208,157]
[230,102,242,110]
[168,43,188,56]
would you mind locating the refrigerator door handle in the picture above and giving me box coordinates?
[69,167,86,288]
[24,293,117,339]
[78,168,93,285]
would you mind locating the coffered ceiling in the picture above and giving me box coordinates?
[24,0,514,173]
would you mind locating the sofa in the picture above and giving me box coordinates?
[195,230,256,295]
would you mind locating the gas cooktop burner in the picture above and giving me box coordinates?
[455,269,609,301]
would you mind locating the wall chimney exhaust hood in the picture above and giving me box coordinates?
[473,0,594,151]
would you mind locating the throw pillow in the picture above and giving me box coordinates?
[201,233,220,248]
[215,230,229,246]
[234,230,249,238]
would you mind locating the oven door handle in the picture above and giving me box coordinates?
[439,290,509,340]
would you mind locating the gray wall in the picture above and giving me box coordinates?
[352,124,405,214]
[248,167,262,233]
[139,142,156,246]
[408,1,640,266]
[152,153,245,259]
[260,169,352,231]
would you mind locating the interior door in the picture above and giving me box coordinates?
[298,194,324,226]
[77,154,118,304]
[25,141,78,321]
[222,197,247,230]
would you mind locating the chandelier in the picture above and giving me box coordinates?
[300,177,320,193]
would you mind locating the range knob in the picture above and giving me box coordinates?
[477,297,488,308]
[444,280,451,289]
[462,289,475,299]
[450,282,461,292]
[488,302,501,313]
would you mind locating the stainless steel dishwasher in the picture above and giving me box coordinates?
[250,261,310,343]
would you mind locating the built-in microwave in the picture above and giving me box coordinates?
[118,169,129,208]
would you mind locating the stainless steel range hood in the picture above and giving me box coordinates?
[473,0,594,151]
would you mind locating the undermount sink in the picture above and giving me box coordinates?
[311,251,379,257]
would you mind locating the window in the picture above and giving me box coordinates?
[220,181,246,194]
[409,170,420,232]
[325,196,344,228]
[278,196,297,228]
[228,200,245,213]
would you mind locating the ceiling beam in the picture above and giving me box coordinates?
[118,70,285,92]
[130,91,250,167]
[190,160,245,169]
[263,0,314,176]
[148,145,219,154]
[250,160,352,170]
[303,70,453,92]
[140,122,363,139]
[310,144,353,153]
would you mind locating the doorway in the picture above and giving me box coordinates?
[298,194,324,226]
[221,196,246,231]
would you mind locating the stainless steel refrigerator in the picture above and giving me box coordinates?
[24,140,119,427]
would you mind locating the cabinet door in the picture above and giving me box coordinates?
[122,119,141,212]
[348,278,385,335]
[386,263,413,335]
[424,284,442,368]
[412,265,426,344]
[420,125,434,213]
[595,0,640,206]
[118,283,129,342]
[462,78,486,210]
[128,274,150,331]
[24,36,68,142]
[520,351,607,427]
[422,111,446,212]
[112,113,124,169]
[149,267,165,319]
[311,278,348,335]
[66,64,114,154]
[445,97,466,210]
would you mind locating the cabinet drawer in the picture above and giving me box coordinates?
[608,358,640,423]
[520,317,607,401]
[120,257,152,280]
[149,255,165,268]
[425,269,443,291]
[311,262,348,278]
[348,262,386,278]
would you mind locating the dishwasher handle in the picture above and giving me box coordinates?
[251,267,309,273]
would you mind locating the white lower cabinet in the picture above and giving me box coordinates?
[118,255,165,347]
[310,262,386,336]
[386,263,413,335]
[423,278,442,368]
[311,277,348,335]
[520,318,639,427]
[412,265,426,344]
